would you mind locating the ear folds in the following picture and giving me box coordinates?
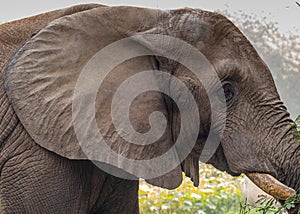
[5,6,183,189]
[131,12,212,187]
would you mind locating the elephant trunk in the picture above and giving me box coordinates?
[281,133,300,192]
[246,129,300,201]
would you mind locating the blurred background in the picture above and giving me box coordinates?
[1,1,299,213]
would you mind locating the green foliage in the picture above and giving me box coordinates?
[291,115,300,143]
[139,164,243,214]
[240,192,300,214]
[295,115,300,129]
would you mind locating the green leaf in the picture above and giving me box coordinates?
[286,203,295,209]
[289,124,297,130]
[295,115,300,125]
[296,1,300,7]
[293,131,300,135]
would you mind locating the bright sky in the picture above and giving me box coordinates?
[1,0,299,34]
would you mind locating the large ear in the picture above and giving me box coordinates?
[5,6,182,189]
[131,9,213,188]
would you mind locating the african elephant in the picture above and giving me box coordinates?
[0,3,299,214]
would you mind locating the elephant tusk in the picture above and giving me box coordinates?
[182,156,200,187]
[246,172,296,200]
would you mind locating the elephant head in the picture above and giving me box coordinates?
[4,5,299,201]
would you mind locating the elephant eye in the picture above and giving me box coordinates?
[218,82,235,104]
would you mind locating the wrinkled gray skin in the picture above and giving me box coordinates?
[0,4,299,214]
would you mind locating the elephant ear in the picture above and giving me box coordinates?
[5,6,182,189]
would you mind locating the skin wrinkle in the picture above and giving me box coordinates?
[0,91,7,103]
[0,116,18,150]
[261,112,289,145]
[169,9,212,45]
[276,131,293,163]
[261,107,293,146]
[231,105,275,174]
[0,122,22,183]
[280,134,300,190]
[173,13,189,38]
[251,97,286,125]
[88,171,108,213]
[1,124,138,213]
[0,44,19,152]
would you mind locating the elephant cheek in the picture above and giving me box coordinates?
[221,132,276,175]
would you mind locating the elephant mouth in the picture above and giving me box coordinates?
[213,144,296,201]
[204,151,295,201]
[182,141,296,201]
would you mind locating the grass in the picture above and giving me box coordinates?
[139,164,243,214]
[240,193,300,214]
[139,164,299,214]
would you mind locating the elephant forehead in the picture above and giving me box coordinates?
[168,9,212,44]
